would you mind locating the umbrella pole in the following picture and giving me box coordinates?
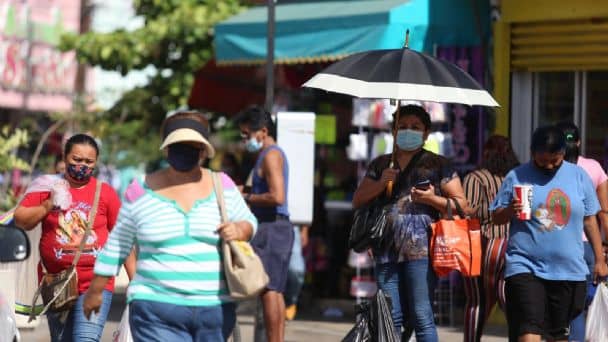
[387,104,400,197]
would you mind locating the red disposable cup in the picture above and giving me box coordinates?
[514,184,533,220]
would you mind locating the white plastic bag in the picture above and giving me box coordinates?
[0,292,19,342]
[112,307,133,342]
[24,175,72,210]
[586,282,608,341]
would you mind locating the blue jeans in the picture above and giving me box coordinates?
[570,242,596,342]
[47,290,112,342]
[376,258,438,342]
[129,300,236,342]
[284,226,305,306]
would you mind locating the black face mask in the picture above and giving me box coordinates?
[167,143,201,172]
[534,161,563,176]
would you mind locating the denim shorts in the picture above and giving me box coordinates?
[129,300,236,342]
[250,219,294,292]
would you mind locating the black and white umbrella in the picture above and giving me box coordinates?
[303,35,498,195]
[303,47,498,107]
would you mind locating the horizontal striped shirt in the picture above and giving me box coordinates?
[94,171,257,306]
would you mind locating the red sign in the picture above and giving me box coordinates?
[0,0,83,112]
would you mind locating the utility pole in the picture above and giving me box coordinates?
[74,0,91,96]
[71,0,92,132]
[264,0,275,113]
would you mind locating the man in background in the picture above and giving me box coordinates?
[236,106,294,342]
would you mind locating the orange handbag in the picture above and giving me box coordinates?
[430,198,482,277]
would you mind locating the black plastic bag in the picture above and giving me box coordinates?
[369,289,399,342]
[342,303,371,342]
[342,289,399,342]
[349,201,393,253]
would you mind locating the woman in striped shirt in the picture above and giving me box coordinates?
[82,111,257,341]
[462,135,519,342]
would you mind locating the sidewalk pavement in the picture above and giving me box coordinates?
[19,294,508,341]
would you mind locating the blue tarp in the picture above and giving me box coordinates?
[214,0,487,65]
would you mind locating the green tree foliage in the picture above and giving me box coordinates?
[0,127,30,173]
[60,0,244,167]
[0,127,30,211]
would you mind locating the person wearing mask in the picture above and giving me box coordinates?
[491,125,608,342]
[556,122,608,342]
[235,106,294,342]
[462,135,520,342]
[14,134,136,342]
[352,105,469,342]
[83,111,257,341]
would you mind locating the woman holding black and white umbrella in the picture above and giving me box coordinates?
[352,104,469,342]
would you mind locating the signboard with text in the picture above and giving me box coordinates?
[0,1,84,112]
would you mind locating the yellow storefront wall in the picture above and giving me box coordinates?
[492,0,608,136]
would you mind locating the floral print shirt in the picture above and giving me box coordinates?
[364,150,457,263]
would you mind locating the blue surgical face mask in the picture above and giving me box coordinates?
[245,136,263,153]
[167,143,201,172]
[396,129,424,151]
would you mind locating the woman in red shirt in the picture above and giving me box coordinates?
[15,133,135,342]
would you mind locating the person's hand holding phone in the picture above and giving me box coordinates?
[411,180,434,204]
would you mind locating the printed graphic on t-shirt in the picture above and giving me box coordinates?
[55,203,98,259]
[534,189,572,231]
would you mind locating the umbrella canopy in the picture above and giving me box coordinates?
[303,48,499,107]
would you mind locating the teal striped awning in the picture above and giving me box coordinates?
[214,0,487,65]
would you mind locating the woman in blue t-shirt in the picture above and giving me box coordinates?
[491,125,608,342]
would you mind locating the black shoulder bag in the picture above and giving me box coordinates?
[349,151,425,253]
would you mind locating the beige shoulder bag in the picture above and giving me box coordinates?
[212,172,269,299]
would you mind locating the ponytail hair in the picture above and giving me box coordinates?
[555,121,580,163]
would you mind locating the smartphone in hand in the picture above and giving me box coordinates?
[414,180,431,190]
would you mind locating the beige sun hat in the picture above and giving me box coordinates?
[160,118,216,158]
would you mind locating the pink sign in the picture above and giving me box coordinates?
[0,0,85,112]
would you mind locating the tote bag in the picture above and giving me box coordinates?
[430,198,482,277]
[212,173,269,299]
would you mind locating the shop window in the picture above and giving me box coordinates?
[535,72,575,126]
[584,72,608,170]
